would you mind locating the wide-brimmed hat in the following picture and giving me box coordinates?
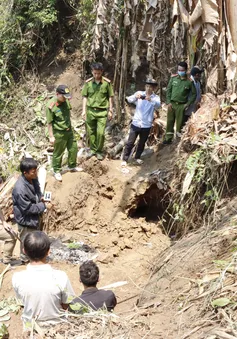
[145,78,158,86]
[56,85,71,99]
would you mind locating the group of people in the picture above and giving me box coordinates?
[0,59,202,330]
[46,62,114,182]
[45,60,202,180]
[0,157,116,330]
[12,231,116,330]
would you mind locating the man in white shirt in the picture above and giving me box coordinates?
[12,231,75,330]
[122,79,161,166]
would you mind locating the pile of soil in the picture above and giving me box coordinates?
[44,156,170,262]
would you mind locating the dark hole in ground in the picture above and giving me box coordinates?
[128,184,170,222]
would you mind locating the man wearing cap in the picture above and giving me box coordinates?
[82,63,114,161]
[121,79,161,166]
[46,85,81,181]
[163,61,196,144]
[184,66,202,123]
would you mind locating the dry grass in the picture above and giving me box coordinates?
[22,310,152,339]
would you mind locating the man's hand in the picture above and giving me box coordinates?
[3,221,11,232]
[108,110,113,121]
[167,103,173,110]
[49,136,55,145]
[136,94,142,99]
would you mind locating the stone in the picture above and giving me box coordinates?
[151,225,157,234]
[97,253,113,264]
[124,238,133,249]
[112,237,118,245]
[112,246,120,257]
[141,224,151,233]
[89,226,98,234]
[118,241,125,250]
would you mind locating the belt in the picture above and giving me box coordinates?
[171,101,186,105]
[88,107,107,111]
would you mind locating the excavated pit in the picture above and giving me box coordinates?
[128,184,170,222]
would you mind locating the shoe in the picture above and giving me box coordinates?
[162,140,172,145]
[135,159,144,165]
[176,132,182,138]
[96,153,104,161]
[69,167,84,172]
[121,161,127,167]
[2,259,23,266]
[54,172,62,181]
[86,151,95,159]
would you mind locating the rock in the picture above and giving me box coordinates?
[89,226,98,234]
[111,237,118,245]
[141,224,151,233]
[111,246,120,257]
[151,224,157,234]
[118,241,125,250]
[124,238,133,249]
[97,252,113,264]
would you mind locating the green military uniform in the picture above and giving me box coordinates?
[81,77,114,155]
[165,75,196,141]
[46,98,77,173]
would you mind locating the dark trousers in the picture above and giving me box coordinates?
[123,124,151,161]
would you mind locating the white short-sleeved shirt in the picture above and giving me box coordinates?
[12,264,75,328]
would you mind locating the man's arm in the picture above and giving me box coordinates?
[46,105,55,144]
[61,275,75,309]
[47,123,55,145]
[150,95,161,109]
[166,78,173,104]
[108,97,113,120]
[187,82,197,106]
[126,92,141,104]
[14,191,46,215]
[82,97,88,120]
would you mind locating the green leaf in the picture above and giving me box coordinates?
[211,298,231,307]
[0,323,8,337]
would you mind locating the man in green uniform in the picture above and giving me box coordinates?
[82,63,114,160]
[46,85,82,181]
[163,61,197,144]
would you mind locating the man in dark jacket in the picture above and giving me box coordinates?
[12,158,46,262]
[69,261,117,313]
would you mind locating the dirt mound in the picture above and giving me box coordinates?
[44,156,170,261]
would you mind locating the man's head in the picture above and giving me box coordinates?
[178,61,188,77]
[56,85,71,103]
[20,158,38,181]
[191,66,203,81]
[145,78,158,94]
[91,63,104,81]
[23,231,50,262]
[80,261,99,288]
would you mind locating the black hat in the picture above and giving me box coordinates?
[191,66,204,76]
[145,78,158,86]
[56,85,71,98]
